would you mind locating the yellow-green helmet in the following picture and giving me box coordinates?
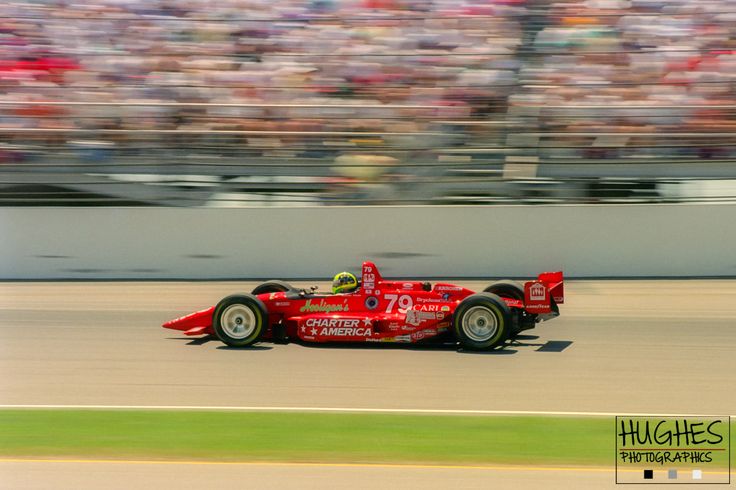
[332,271,358,294]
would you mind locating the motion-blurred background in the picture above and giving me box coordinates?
[2,0,736,205]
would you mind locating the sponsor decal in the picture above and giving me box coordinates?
[417,297,443,303]
[416,304,442,312]
[363,271,376,291]
[436,285,462,292]
[367,337,396,343]
[303,318,373,336]
[529,282,546,301]
[387,322,401,331]
[365,296,379,310]
[274,301,291,307]
[305,318,359,328]
[299,299,350,313]
[405,309,438,326]
[395,335,411,343]
[410,329,438,341]
[440,305,450,312]
[402,283,413,289]
[318,326,372,337]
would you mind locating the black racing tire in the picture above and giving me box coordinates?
[453,293,511,350]
[482,281,525,339]
[483,280,524,301]
[251,280,294,295]
[212,294,267,347]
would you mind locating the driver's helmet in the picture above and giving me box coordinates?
[332,271,358,294]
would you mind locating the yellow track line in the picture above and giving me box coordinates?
[0,458,732,475]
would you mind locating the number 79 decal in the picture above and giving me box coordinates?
[385,294,413,313]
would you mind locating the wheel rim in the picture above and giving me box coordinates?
[462,306,499,342]
[220,304,257,339]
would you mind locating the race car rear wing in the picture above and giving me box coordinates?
[523,271,564,314]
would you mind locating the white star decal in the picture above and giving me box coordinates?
[300,326,306,333]
[310,328,318,335]
[362,318,372,326]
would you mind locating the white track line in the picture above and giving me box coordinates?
[0,405,733,418]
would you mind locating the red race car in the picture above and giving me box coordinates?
[163,261,564,351]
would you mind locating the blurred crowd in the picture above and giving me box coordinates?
[1,0,735,166]
[0,0,524,163]
[513,0,736,159]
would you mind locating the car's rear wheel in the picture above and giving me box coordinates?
[213,294,267,347]
[453,293,511,350]
[483,280,525,338]
[251,280,294,295]
[483,280,524,300]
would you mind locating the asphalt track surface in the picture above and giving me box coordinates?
[0,460,691,490]
[0,461,632,490]
[1,280,735,489]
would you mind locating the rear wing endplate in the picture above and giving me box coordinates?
[524,271,564,313]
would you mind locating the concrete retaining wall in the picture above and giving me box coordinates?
[2,204,734,279]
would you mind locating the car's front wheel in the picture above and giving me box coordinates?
[213,295,267,347]
[453,293,510,350]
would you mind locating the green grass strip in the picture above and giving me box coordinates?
[0,410,732,467]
